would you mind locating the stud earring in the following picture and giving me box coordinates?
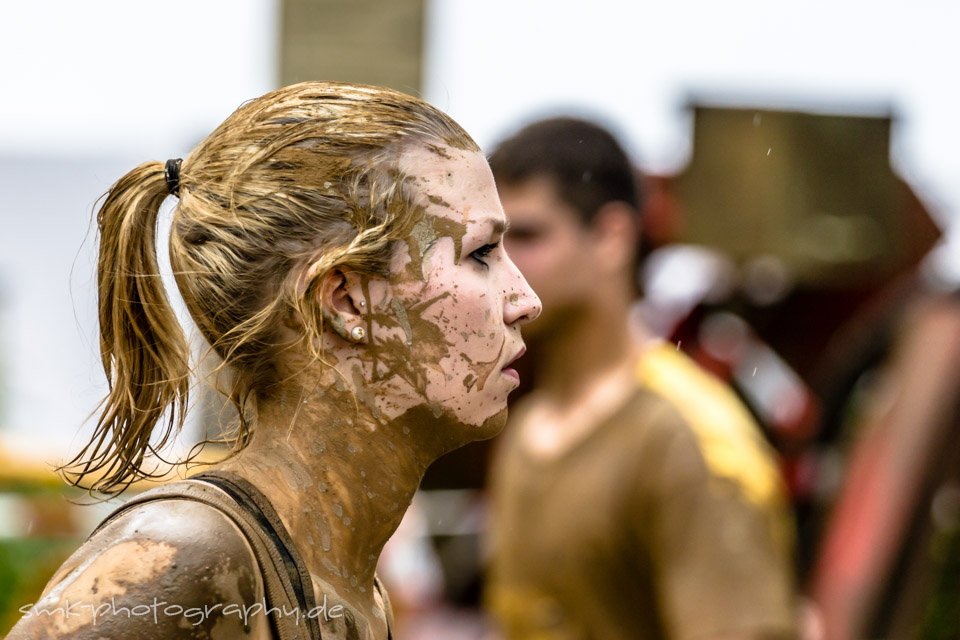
[359,300,366,308]
[351,326,366,342]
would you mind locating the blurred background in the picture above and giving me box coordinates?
[1,0,959,637]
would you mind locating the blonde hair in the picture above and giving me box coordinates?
[64,82,479,494]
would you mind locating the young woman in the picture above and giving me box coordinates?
[9,82,540,639]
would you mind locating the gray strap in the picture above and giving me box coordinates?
[92,480,315,640]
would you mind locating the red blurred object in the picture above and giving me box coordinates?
[809,293,960,640]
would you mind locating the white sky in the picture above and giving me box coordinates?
[424,0,960,227]
[2,0,956,220]
[0,0,279,159]
[0,0,279,457]
[1,0,959,454]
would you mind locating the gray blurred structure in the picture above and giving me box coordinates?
[675,105,938,288]
[281,0,425,93]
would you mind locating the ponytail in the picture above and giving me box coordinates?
[61,162,191,494]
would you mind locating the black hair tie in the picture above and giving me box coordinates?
[164,158,183,197]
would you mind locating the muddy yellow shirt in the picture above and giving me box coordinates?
[486,343,797,640]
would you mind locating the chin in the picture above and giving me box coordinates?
[397,403,509,460]
[442,404,509,452]
[473,406,509,441]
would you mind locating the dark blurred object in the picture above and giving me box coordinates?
[645,102,940,364]
[676,104,937,287]
[640,103,942,579]
[809,290,960,640]
[646,103,939,371]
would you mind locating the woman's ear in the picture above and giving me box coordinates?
[319,269,368,342]
[322,270,363,314]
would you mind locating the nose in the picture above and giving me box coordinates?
[503,255,542,326]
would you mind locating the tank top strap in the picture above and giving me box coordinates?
[373,574,395,640]
[89,473,321,640]
[193,470,321,638]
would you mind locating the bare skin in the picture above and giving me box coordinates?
[9,146,540,640]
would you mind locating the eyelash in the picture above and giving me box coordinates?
[470,242,499,268]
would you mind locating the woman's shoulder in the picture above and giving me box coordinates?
[8,497,270,639]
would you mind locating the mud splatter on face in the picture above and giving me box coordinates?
[464,335,506,392]
[390,298,414,345]
[428,194,452,209]
[353,145,535,429]
[363,292,454,396]
[424,142,454,160]
[351,362,382,420]
[393,402,510,463]
[404,212,468,280]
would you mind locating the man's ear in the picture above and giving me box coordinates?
[591,202,641,274]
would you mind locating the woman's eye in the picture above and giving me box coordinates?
[470,242,499,268]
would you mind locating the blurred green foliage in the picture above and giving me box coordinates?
[0,536,80,634]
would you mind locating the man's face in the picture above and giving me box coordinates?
[499,175,596,340]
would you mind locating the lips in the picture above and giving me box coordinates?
[503,346,526,370]
[501,346,526,384]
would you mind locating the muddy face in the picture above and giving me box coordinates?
[359,146,541,440]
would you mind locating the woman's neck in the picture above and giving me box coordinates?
[215,382,438,610]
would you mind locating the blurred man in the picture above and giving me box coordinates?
[484,117,799,640]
